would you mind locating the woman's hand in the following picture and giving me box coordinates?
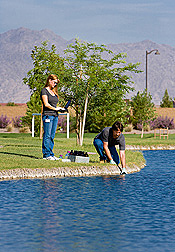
[55,107,67,113]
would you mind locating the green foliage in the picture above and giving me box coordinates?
[22,92,42,135]
[131,90,155,134]
[23,39,140,138]
[86,92,131,132]
[62,39,140,107]
[7,102,17,106]
[160,89,173,108]
[61,39,140,136]
[22,42,65,136]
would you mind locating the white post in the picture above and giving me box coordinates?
[80,94,88,146]
[32,115,35,137]
[67,113,69,139]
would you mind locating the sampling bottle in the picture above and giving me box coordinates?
[65,151,70,158]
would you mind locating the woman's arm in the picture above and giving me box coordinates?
[42,95,57,111]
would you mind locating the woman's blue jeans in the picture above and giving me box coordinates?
[42,115,58,158]
[93,138,119,164]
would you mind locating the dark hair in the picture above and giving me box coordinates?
[112,121,123,132]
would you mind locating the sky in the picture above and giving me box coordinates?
[1,0,175,46]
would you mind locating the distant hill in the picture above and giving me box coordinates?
[0,27,175,104]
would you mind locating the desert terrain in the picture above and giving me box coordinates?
[1,104,175,134]
[0,103,27,119]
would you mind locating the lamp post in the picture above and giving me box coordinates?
[146,49,160,93]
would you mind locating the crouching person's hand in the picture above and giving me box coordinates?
[109,159,116,165]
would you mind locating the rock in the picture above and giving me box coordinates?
[0,164,142,181]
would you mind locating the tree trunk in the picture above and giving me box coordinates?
[76,107,80,145]
[141,122,144,138]
[80,93,88,146]
[79,112,82,145]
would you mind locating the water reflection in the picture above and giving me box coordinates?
[0,150,175,251]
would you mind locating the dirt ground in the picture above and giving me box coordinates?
[155,107,175,119]
[0,104,27,119]
[1,104,175,134]
[1,105,175,120]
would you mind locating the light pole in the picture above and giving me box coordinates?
[146,49,160,93]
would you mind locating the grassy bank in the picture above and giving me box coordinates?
[124,132,175,147]
[0,133,145,170]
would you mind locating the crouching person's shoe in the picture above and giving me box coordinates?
[100,157,106,163]
[121,167,127,174]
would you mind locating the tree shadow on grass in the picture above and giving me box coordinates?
[0,151,41,159]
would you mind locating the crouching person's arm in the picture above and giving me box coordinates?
[119,150,126,169]
[103,141,113,161]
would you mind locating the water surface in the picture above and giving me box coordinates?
[0,150,175,251]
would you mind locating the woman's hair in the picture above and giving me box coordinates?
[45,74,60,95]
[112,121,123,132]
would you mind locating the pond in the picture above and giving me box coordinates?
[0,150,175,252]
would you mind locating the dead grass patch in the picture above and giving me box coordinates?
[155,108,175,119]
[0,104,27,119]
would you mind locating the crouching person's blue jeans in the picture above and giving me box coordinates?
[42,115,58,158]
[93,138,119,164]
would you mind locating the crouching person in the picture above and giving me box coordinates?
[93,121,127,174]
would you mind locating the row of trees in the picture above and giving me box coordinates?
[23,40,141,144]
[23,39,173,143]
[160,89,174,108]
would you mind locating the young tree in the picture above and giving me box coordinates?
[23,39,140,143]
[22,42,64,136]
[131,90,155,138]
[85,88,131,132]
[160,89,173,108]
[60,39,140,144]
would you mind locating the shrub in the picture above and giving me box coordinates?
[150,116,175,129]
[12,116,23,128]
[57,115,75,133]
[7,102,17,106]
[6,126,13,132]
[124,124,133,132]
[136,120,150,131]
[19,127,30,133]
[143,124,151,132]
[0,115,11,128]
[57,116,67,132]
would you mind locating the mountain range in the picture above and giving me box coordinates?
[0,27,175,104]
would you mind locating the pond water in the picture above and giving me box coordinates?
[0,150,175,252]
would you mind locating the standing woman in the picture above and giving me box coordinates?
[41,74,61,160]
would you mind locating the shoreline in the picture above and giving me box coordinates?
[0,164,144,181]
[1,128,175,181]
[126,145,175,150]
[1,145,175,181]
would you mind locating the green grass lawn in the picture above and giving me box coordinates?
[124,132,175,147]
[0,132,146,170]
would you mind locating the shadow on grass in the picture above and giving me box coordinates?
[0,151,99,163]
[0,151,41,159]
[5,144,40,148]
[0,133,31,138]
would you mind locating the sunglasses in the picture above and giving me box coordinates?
[53,81,58,85]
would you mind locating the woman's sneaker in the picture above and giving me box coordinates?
[53,156,60,160]
[46,156,56,160]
